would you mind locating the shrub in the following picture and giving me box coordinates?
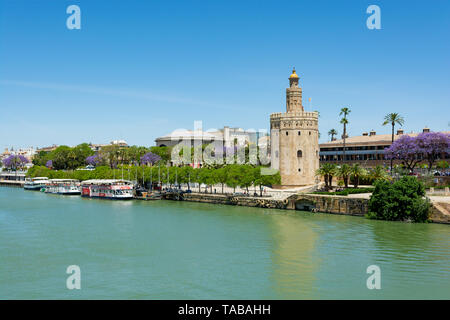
[436,160,449,169]
[366,176,431,222]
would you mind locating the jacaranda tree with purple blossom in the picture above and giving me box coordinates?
[45,160,53,169]
[385,132,450,172]
[140,152,162,166]
[2,155,29,170]
[415,132,450,171]
[86,154,103,167]
[384,135,422,172]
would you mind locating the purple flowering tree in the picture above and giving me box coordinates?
[86,154,102,167]
[416,132,450,171]
[384,135,422,172]
[2,155,29,170]
[45,160,53,169]
[140,152,161,165]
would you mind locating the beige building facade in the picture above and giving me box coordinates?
[270,69,320,187]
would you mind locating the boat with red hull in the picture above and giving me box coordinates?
[81,179,134,200]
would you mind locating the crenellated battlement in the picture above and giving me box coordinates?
[270,111,319,119]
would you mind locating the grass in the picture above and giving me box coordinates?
[426,185,450,190]
[311,187,375,196]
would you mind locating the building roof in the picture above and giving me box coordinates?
[320,130,450,148]
[81,179,133,185]
[155,129,224,141]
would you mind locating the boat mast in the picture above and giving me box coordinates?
[167,165,169,188]
[175,167,178,188]
[135,163,137,184]
[158,164,161,188]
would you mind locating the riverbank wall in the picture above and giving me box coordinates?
[177,193,367,216]
[173,192,449,224]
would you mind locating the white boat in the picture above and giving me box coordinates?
[81,179,134,200]
[44,179,81,195]
[24,177,49,191]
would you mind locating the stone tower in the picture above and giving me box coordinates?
[270,68,319,187]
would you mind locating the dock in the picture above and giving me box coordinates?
[0,180,24,187]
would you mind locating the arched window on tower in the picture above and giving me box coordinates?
[297,150,302,157]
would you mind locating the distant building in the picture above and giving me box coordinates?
[319,128,450,167]
[37,144,59,153]
[89,140,129,152]
[155,127,267,148]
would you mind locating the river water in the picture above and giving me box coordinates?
[0,187,449,299]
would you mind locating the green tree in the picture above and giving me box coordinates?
[369,165,389,182]
[213,166,228,194]
[198,168,214,193]
[226,165,241,193]
[367,176,431,222]
[254,167,281,196]
[239,165,254,193]
[315,163,337,190]
[350,163,367,188]
[328,128,338,142]
[178,165,194,191]
[150,146,172,162]
[436,160,449,169]
[337,164,352,188]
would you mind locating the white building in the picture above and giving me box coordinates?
[155,126,268,148]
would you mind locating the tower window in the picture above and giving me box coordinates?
[297,150,302,157]
[298,131,301,135]
[286,132,288,136]
[298,168,301,172]
[309,131,311,135]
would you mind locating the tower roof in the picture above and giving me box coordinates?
[289,68,299,79]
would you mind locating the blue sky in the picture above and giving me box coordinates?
[0,0,449,151]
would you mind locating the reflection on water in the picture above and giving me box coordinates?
[269,214,318,299]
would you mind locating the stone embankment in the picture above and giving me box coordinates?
[430,202,450,224]
[178,192,368,215]
[173,192,449,224]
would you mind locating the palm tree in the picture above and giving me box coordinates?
[350,163,367,188]
[382,113,405,173]
[328,129,338,141]
[339,107,351,164]
[315,163,337,190]
[337,164,352,188]
[369,165,389,181]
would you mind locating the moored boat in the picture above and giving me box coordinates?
[24,177,49,191]
[81,179,134,200]
[44,179,81,195]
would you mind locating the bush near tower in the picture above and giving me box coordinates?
[367,176,431,222]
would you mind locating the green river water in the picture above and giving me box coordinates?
[0,186,449,299]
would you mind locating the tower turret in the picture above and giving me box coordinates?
[286,68,303,113]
